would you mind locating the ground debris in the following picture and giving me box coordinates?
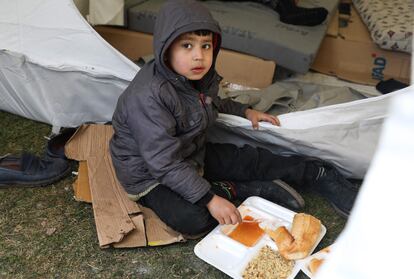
[46,227,57,236]
[13,224,23,233]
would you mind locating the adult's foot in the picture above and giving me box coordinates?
[305,159,359,217]
[0,153,70,188]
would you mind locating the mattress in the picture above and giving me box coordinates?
[127,0,339,73]
[353,0,413,54]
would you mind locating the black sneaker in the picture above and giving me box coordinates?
[306,160,359,217]
[210,181,237,200]
[233,180,305,211]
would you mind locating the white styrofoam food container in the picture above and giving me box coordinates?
[300,243,335,278]
[194,196,326,279]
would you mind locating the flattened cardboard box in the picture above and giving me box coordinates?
[66,124,184,248]
[95,26,276,89]
[311,5,411,85]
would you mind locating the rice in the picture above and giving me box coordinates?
[242,245,294,279]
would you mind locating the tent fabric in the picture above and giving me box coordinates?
[0,50,131,127]
[316,85,414,279]
[208,91,396,179]
[0,0,392,179]
[0,0,139,128]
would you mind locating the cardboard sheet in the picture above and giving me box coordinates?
[311,5,411,85]
[65,124,184,248]
[72,161,92,203]
[326,10,339,37]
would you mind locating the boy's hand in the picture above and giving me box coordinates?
[245,108,280,130]
[206,195,242,225]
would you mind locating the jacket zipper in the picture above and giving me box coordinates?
[199,92,210,126]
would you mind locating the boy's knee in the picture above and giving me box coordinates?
[172,206,216,235]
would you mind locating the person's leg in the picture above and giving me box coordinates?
[204,143,359,216]
[204,143,306,210]
[139,185,217,236]
[204,143,307,185]
[253,0,329,26]
[302,158,359,217]
[203,0,328,26]
[275,0,328,26]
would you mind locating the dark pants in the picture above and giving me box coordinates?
[139,143,307,235]
[201,0,280,9]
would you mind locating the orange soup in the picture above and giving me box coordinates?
[228,216,264,247]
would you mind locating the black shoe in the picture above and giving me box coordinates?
[0,153,71,188]
[46,128,77,160]
[276,0,328,26]
[233,180,305,211]
[306,160,358,217]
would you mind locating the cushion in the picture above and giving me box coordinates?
[353,0,413,54]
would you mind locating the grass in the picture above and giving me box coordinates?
[0,110,346,278]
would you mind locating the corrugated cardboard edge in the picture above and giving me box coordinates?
[87,155,141,247]
[326,9,339,37]
[141,207,185,246]
[72,161,92,203]
[65,125,91,161]
[66,124,184,248]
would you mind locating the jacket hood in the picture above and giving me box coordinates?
[153,0,222,83]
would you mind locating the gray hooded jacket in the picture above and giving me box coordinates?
[110,0,249,203]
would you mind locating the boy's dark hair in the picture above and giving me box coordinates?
[191,29,212,36]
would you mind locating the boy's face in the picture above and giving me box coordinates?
[167,32,213,81]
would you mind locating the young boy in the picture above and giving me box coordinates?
[110,0,357,236]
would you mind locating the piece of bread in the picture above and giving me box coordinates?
[320,246,331,253]
[266,213,322,260]
[284,213,321,260]
[308,258,324,274]
[265,226,294,258]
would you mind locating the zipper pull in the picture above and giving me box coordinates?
[199,93,206,107]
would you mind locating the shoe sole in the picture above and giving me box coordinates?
[272,179,305,209]
[0,164,72,188]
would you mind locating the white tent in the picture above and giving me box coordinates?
[0,0,138,128]
[209,91,394,178]
[0,0,399,179]
[316,85,414,279]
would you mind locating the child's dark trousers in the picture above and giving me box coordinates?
[139,142,308,235]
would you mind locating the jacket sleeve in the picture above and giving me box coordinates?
[125,86,211,204]
[215,96,250,117]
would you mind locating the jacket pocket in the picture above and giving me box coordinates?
[178,110,203,133]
